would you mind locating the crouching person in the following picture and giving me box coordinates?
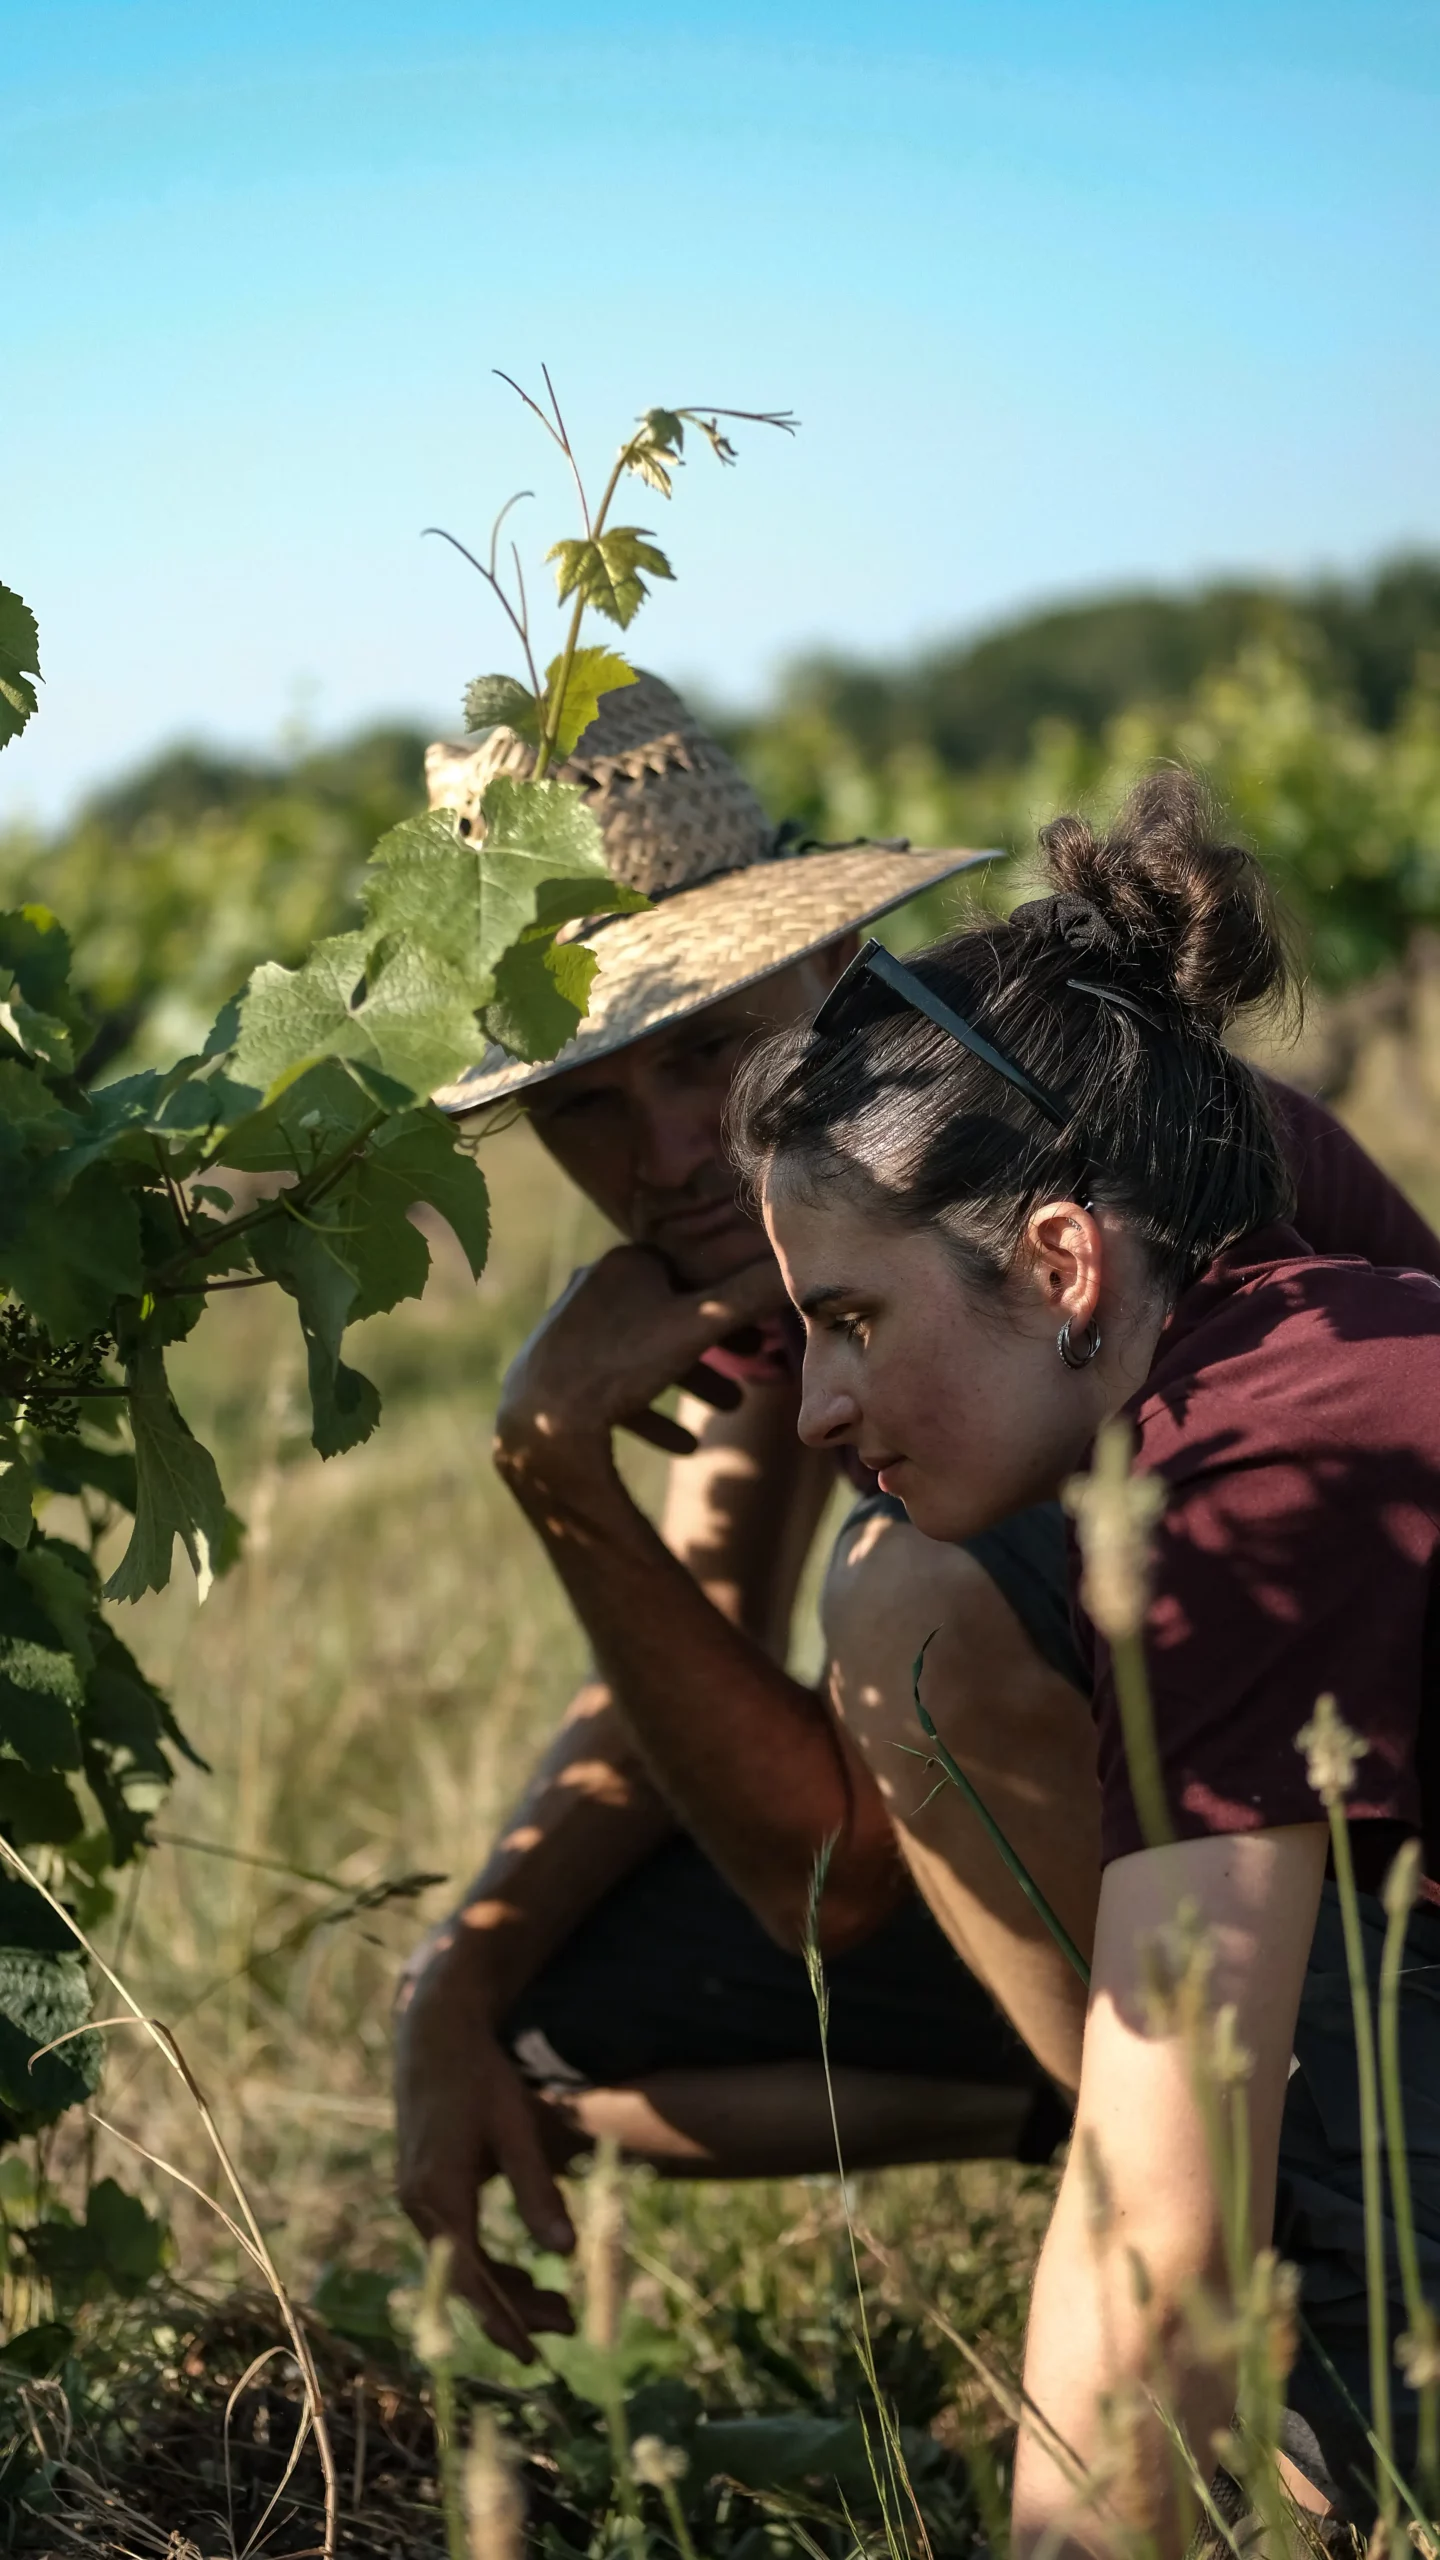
[730,772,1440,2542]
[393,678,1068,2359]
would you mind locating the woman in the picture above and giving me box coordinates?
[729,772,1440,2550]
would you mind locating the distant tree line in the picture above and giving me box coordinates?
[725,554,1440,986]
[3,556,1438,1070]
[729,556,1440,772]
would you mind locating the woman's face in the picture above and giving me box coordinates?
[763,1168,1135,1543]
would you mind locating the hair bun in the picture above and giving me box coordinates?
[1038,769,1291,1036]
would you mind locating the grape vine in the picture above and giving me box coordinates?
[0,382,790,2297]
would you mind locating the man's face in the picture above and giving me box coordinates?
[526,944,856,1286]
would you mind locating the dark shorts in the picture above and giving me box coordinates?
[503,1828,1071,2162]
[502,1494,1082,2165]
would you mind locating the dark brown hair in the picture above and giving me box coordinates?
[728,769,1298,1303]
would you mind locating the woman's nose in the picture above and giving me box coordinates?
[798,1355,862,1451]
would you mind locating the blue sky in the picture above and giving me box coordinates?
[5,0,1438,823]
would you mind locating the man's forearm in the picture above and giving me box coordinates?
[497,1436,902,1948]
[411,1682,675,2019]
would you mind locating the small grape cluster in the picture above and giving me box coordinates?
[0,1302,116,1435]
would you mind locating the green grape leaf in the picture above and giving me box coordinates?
[311,2263,403,2351]
[546,528,675,630]
[364,789,643,1009]
[214,1057,390,1177]
[19,1541,98,1676]
[104,1345,229,1605]
[0,1064,81,1156]
[0,1423,34,1549]
[84,1658,180,1780]
[0,1762,84,1846]
[463,674,541,740]
[0,972,75,1076]
[0,907,75,1017]
[0,1880,74,1953]
[0,1637,82,1772]
[542,646,637,758]
[324,1166,431,1325]
[82,1622,202,1868]
[24,2177,166,2299]
[0,1949,98,2121]
[29,1432,137,1514]
[233,931,489,1105]
[322,938,491,1100]
[362,1111,491,1278]
[248,1205,382,1458]
[626,410,686,496]
[230,932,364,1089]
[0,587,41,751]
[0,1162,143,1341]
[306,1353,381,1458]
[324,1110,494,1319]
[83,1643,178,1857]
[484,930,599,1062]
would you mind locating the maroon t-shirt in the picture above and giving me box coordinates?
[1085,1227,1440,1893]
[1268,1080,1440,1280]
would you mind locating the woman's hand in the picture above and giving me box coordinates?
[1013,1824,1327,2559]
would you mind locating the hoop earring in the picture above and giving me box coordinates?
[1057,1315,1102,1370]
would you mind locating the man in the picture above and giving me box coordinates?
[394,674,1082,2357]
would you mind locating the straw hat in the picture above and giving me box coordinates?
[426,671,991,1117]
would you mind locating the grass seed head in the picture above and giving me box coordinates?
[1063,1421,1165,1643]
[583,2138,627,2350]
[1295,1691,1365,1807]
[465,2411,524,2560]
[632,2434,690,2489]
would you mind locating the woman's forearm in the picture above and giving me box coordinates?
[1014,1829,1326,2556]
[1014,2156,1232,2558]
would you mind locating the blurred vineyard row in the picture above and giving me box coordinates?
[4,556,1440,1075]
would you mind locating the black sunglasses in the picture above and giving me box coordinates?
[813,939,1070,1128]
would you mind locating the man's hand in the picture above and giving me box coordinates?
[496,1244,791,1466]
[394,1944,577,2361]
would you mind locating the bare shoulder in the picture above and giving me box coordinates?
[824,1501,1003,1642]
[823,1504,1062,1718]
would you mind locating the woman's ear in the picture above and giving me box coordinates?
[1025,1200,1103,1330]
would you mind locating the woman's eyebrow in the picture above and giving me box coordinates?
[799,1282,856,1316]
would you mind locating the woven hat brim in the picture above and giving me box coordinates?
[433,844,996,1119]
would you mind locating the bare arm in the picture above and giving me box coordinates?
[494,1243,908,1949]
[395,1251,892,2350]
[1013,1824,1327,2558]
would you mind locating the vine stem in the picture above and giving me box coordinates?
[0,1835,339,2558]
[532,441,635,780]
[149,1108,387,1293]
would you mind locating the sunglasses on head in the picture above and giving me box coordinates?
[813,939,1071,1128]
